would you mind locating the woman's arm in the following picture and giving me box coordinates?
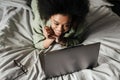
[31,0,55,49]
[32,25,56,49]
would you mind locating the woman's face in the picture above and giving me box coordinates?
[50,14,71,37]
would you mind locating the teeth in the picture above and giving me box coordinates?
[56,31,61,34]
[56,31,60,33]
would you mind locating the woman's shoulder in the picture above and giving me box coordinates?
[64,22,86,37]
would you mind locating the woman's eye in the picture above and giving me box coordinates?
[64,25,69,29]
[54,23,59,25]
[65,24,70,28]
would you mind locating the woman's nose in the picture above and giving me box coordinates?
[57,25,63,31]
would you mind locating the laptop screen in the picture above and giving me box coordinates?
[44,42,100,78]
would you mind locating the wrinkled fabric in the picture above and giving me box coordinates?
[0,0,120,80]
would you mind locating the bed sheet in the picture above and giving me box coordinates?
[0,0,120,80]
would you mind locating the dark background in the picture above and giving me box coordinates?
[28,0,120,17]
[107,0,120,16]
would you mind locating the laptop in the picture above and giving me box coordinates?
[44,42,100,78]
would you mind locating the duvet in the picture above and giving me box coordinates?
[0,0,120,80]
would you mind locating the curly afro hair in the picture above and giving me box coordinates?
[37,0,89,25]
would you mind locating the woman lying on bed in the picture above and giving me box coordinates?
[31,0,89,49]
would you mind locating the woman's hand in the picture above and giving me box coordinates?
[43,26,66,48]
[55,36,66,46]
[43,26,57,39]
[43,27,61,43]
[42,26,57,48]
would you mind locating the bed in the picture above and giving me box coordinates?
[0,0,120,80]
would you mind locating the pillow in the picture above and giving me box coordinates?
[89,0,113,8]
[86,0,113,26]
[84,4,120,50]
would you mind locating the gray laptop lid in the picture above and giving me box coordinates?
[44,43,100,78]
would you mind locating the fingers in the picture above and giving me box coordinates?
[44,26,57,39]
[44,26,54,35]
[48,35,56,39]
[56,37,66,46]
[43,27,48,38]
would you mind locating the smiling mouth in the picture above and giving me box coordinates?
[54,30,61,36]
